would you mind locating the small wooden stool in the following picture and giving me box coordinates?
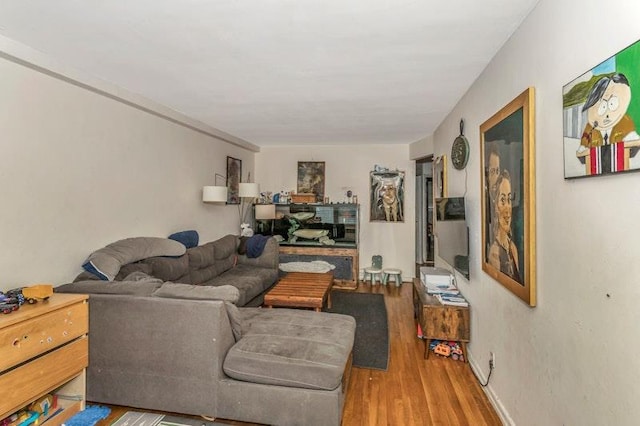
[363,267,383,285]
[382,268,403,286]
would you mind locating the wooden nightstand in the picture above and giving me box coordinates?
[0,293,88,424]
[412,278,470,362]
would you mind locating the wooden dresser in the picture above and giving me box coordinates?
[0,293,88,424]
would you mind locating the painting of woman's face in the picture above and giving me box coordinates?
[496,176,512,233]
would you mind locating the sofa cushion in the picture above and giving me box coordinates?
[212,235,238,275]
[223,309,355,391]
[187,242,215,270]
[82,237,186,280]
[151,282,240,304]
[115,262,153,280]
[142,254,190,282]
[187,243,219,284]
[203,271,264,307]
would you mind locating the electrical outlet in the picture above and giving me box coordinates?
[490,352,496,369]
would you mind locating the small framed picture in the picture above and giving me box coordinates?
[297,161,325,202]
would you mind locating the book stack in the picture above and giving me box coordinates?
[420,266,468,307]
[435,292,469,307]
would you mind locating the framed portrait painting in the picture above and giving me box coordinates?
[297,161,325,202]
[562,39,640,179]
[226,156,241,205]
[480,87,536,307]
[370,170,405,222]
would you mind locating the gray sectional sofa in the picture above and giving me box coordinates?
[56,234,356,425]
[71,234,279,307]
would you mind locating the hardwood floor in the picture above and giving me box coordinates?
[97,282,501,426]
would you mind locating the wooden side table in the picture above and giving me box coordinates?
[412,278,470,362]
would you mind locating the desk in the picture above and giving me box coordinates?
[412,278,470,362]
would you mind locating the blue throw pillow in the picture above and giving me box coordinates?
[168,230,199,248]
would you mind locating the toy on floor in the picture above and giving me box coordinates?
[429,340,465,362]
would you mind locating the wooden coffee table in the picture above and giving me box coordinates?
[264,272,334,312]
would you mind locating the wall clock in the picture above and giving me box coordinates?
[451,119,470,170]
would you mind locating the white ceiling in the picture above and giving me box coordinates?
[0,0,539,147]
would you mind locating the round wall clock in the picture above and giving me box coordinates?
[451,119,470,170]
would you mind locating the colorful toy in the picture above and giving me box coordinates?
[429,340,465,362]
[433,342,451,357]
[22,284,53,303]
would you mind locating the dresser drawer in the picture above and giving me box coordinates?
[0,301,88,372]
[0,336,88,418]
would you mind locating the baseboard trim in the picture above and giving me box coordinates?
[467,352,515,426]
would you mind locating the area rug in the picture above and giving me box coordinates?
[325,291,389,370]
[112,411,226,426]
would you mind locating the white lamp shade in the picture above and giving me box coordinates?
[239,182,260,198]
[255,204,276,220]
[203,186,228,202]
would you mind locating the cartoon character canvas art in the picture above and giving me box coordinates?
[563,39,640,178]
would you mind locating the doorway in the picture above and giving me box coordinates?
[415,156,434,276]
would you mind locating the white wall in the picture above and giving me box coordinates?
[409,134,434,160]
[0,55,254,290]
[256,145,415,280]
[432,0,640,424]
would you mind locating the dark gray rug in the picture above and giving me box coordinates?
[325,291,389,370]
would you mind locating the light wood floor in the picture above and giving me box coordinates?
[97,282,501,426]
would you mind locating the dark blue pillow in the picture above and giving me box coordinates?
[168,230,199,248]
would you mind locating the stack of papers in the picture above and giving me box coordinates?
[419,267,468,306]
[424,281,458,295]
[436,293,469,307]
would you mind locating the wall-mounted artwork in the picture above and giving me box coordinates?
[433,155,448,199]
[370,170,405,222]
[563,39,640,178]
[226,156,241,205]
[480,87,536,307]
[297,161,325,202]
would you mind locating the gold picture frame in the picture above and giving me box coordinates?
[480,87,536,306]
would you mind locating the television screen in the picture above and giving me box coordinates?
[435,197,469,279]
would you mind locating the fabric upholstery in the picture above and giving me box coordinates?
[152,282,240,304]
[56,281,354,425]
[143,254,190,282]
[212,235,238,275]
[73,234,279,307]
[115,262,153,280]
[55,279,162,296]
[186,243,219,284]
[224,302,245,341]
[82,237,186,280]
[223,308,355,391]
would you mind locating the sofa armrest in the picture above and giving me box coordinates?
[237,236,279,270]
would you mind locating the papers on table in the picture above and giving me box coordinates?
[420,266,468,307]
[435,293,469,307]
